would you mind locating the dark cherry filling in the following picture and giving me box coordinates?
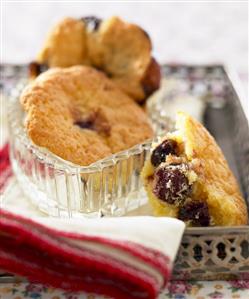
[153,164,191,204]
[178,201,210,226]
[151,139,177,167]
[29,62,48,77]
[74,111,111,136]
[81,16,102,31]
[141,57,161,98]
[74,120,94,130]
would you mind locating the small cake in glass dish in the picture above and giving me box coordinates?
[30,16,161,103]
[8,66,166,218]
[21,66,153,166]
[141,112,248,226]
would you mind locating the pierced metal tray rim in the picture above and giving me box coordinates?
[184,225,249,235]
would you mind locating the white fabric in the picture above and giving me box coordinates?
[32,217,184,288]
[1,177,185,263]
[33,216,185,261]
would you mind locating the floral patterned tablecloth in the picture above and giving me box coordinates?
[0,280,248,299]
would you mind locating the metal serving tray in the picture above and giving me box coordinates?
[0,64,248,281]
[159,65,249,280]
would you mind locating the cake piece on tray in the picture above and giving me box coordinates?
[142,112,248,226]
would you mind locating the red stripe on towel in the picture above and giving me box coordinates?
[1,209,171,282]
[0,143,12,193]
[0,216,160,290]
[0,210,171,299]
[0,253,149,299]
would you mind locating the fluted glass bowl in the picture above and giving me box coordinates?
[7,81,171,218]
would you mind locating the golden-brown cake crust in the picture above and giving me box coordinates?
[37,18,88,67]
[36,16,161,102]
[179,112,248,225]
[142,112,248,226]
[21,66,153,166]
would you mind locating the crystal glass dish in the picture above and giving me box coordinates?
[7,81,170,218]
